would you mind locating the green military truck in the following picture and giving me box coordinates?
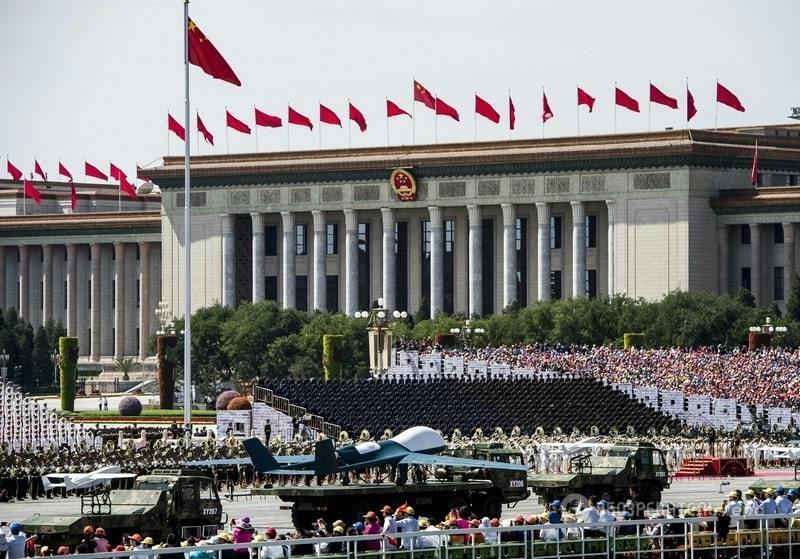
[22,470,225,547]
[527,443,670,509]
[258,444,529,529]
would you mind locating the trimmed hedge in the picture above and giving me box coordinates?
[322,335,343,381]
[623,332,645,350]
[156,334,177,410]
[227,396,252,410]
[215,389,241,410]
[59,337,79,412]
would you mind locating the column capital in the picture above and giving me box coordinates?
[312,210,326,232]
[90,242,101,257]
[113,241,125,254]
[467,204,481,224]
[535,201,550,220]
[42,244,53,256]
[605,199,616,209]
[250,212,265,230]
[343,208,357,230]
[783,222,795,242]
[220,213,234,233]
[138,240,151,254]
[428,206,443,226]
[66,243,77,257]
[501,203,515,226]
[380,207,395,229]
[570,200,585,216]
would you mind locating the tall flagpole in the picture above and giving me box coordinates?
[648,80,652,132]
[225,106,230,154]
[576,84,581,137]
[508,88,512,141]
[473,92,477,142]
[183,0,193,429]
[613,81,618,134]
[196,109,200,154]
[286,103,290,151]
[411,77,416,145]
[385,97,390,146]
[254,106,259,152]
[347,99,352,149]
[715,78,719,131]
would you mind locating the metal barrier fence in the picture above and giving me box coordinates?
[70,513,800,559]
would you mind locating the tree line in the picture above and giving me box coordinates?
[0,308,65,391]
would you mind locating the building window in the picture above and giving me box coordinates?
[295,224,308,255]
[481,218,495,316]
[586,270,597,299]
[421,221,431,317]
[550,216,562,250]
[516,217,528,307]
[774,224,785,244]
[295,275,308,311]
[265,225,278,256]
[741,267,751,291]
[358,222,370,311]
[790,175,799,187]
[585,215,597,248]
[63,280,67,309]
[326,223,339,255]
[395,222,408,313]
[136,245,140,260]
[775,267,785,301]
[40,280,43,310]
[112,279,115,308]
[265,276,278,302]
[326,275,339,312]
[444,219,455,314]
[756,173,763,187]
[550,270,563,300]
[136,279,140,308]
[741,225,751,245]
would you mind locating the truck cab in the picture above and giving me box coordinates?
[442,443,530,503]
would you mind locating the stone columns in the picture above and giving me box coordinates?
[139,241,151,360]
[784,223,795,300]
[606,200,615,297]
[571,201,586,298]
[221,214,235,308]
[0,246,5,310]
[429,206,444,317]
[344,209,358,316]
[467,205,482,317]
[114,242,125,360]
[18,245,29,319]
[750,223,761,306]
[90,243,101,362]
[42,244,53,325]
[536,202,551,301]
[251,213,265,303]
[281,211,296,310]
[66,244,77,336]
[312,210,327,311]
[502,203,517,308]
[718,225,729,296]
[381,208,395,312]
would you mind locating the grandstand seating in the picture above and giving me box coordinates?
[257,378,681,435]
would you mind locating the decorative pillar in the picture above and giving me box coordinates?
[42,244,53,325]
[502,203,517,308]
[750,223,761,306]
[467,205,482,317]
[66,244,77,336]
[381,208,395,312]
[312,210,326,311]
[784,223,795,301]
[571,201,586,298]
[606,200,615,297]
[281,211,296,310]
[251,212,265,302]
[536,202,551,301]
[90,243,101,362]
[138,241,151,360]
[718,225,728,296]
[344,209,358,316]
[114,242,125,360]
[221,214,235,308]
[18,245,29,319]
[429,206,444,317]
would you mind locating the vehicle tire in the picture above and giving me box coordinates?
[291,504,316,532]
[482,495,503,519]
[647,487,662,508]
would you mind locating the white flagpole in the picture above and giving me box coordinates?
[576,84,581,137]
[508,88,512,141]
[434,97,438,144]
[614,82,618,134]
[347,99,352,149]
[385,98,390,147]
[183,0,193,429]
[225,106,230,154]
[411,77,416,145]
[648,80,652,132]
[167,111,170,156]
[254,106,259,152]
[715,78,719,131]
[196,109,200,154]
[286,103,290,151]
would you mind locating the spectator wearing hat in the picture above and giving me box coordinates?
[258,528,283,559]
[380,506,398,550]
[216,533,235,559]
[92,528,109,553]
[540,512,565,542]
[55,548,70,557]
[38,546,52,557]
[7,524,26,559]
[233,518,254,559]
[417,518,444,549]
[362,512,382,551]
[467,519,485,545]
[597,500,615,536]
[326,526,345,554]
[395,505,419,550]
[759,487,777,527]
[349,522,367,553]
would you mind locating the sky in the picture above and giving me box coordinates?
[1,0,797,181]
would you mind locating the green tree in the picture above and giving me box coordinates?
[786,272,800,322]
[32,326,53,388]
[736,288,756,308]
[297,312,370,379]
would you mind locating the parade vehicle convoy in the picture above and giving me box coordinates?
[526,442,670,509]
[21,470,224,547]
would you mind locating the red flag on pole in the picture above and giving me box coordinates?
[110,162,126,181]
[475,95,500,124]
[255,108,282,128]
[23,179,41,205]
[615,87,640,113]
[168,113,186,141]
[577,87,595,112]
[716,82,745,112]
[751,142,759,186]
[509,96,516,130]
[7,159,22,181]
[58,162,73,181]
[34,160,47,181]
[226,110,251,134]
[542,91,554,123]
[85,161,108,181]
[349,103,367,132]
[387,99,411,118]
[435,97,459,121]
[288,106,313,130]
[187,18,241,86]
[70,182,78,210]
[687,88,698,122]
[120,174,137,199]
[319,104,342,127]
[197,113,214,145]
[649,83,678,109]
[413,80,436,110]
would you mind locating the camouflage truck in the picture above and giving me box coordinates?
[22,470,224,547]
[257,444,529,529]
[527,443,670,509]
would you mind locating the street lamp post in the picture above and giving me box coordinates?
[355,298,407,376]
[449,319,486,347]
[747,316,787,351]
[50,350,59,388]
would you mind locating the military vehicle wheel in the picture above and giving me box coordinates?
[647,487,662,507]
[561,493,590,512]
[482,495,502,519]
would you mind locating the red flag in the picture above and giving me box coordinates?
[197,113,214,145]
[475,95,500,124]
[255,108,282,128]
[120,174,137,199]
[717,82,745,112]
[319,104,342,127]
[110,162,126,181]
[187,18,241,87]
[349,103,367,132]
[226,110,251,134]
[751,142,759,186]
[509,96,516,130]
[288,106,313,130]
[687,88,698,122]
[413,80,436,110]
[58,162,73,182]
[34,160,47,181]
[168,113,186,141]
[577,87,595,112]
[649,83,678,109]
[542,91,554,123]
[615,87,640,113]
[435,97,459,121]
[386,99,411,118]
[7,159,22,181]
[23,179,41,205]
[70,182,78,210]
[84,161,108,181]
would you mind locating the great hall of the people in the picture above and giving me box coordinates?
[1,124,800,362]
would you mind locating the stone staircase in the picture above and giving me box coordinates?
[673,457,716,478]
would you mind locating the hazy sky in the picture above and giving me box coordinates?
[1,0,797,180]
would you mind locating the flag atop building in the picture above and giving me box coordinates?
[319,104,342,127]
[349,103,367,132]
[542,91,554,123]
[649,83,678,109]
[413,80,436,110]
[475,95,500,124]
[387,99,411,118]
[197,113,214,144]
[23,179,41,205]
[255,108,282,128]
[288,106,313,129]
[615,87,640,113]
[7,159,22,181]
[717,81,745,112]
[85,161,108,181]
[168,113,186,141]
[58,162,73,181]
[687,88,698,121]
[577,87,595,112]
[187,18,241,86]
[226,110,251,134]
[435,97,459,121]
